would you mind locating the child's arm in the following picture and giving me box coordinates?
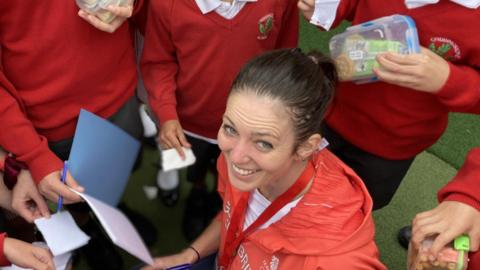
[1,235,54,269]
[0,73,83,205]
[374,47,480,113]
[140,0,191,157]
[412,148,480,256]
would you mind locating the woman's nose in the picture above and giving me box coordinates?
[229,140,250,164]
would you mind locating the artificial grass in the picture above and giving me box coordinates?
[428,113,480,169]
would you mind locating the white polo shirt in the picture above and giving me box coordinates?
[195,0,258,19]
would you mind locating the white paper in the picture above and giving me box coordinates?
[161,147,196,171]
[71,190,154,265]
[34,211,90,256]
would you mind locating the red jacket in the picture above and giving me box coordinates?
[0,233,10,266]
[323,0,480,159]
[141,0,298,139]
[216,150,386,269]
[0,1,144,182]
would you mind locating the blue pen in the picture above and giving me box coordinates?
[56,160,68,212]
[165,264,191,270]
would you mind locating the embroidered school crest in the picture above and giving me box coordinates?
[428,37,461,61]
[258,13,274,40]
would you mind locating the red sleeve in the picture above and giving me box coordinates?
[436,64,480,113]
[438,148,480,211]
[0,72,63,183]
[140,0,179,125]
[275,0,299,48]
[0,233,11,266]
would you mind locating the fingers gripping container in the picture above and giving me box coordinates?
[76,0,128,23]
[407,235,470,270]
[329,14,420,83]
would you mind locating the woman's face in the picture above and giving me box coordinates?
[218,91,300,194]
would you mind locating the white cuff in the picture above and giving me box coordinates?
[309,0,341,31]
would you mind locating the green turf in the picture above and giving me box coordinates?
[428,113,480,169]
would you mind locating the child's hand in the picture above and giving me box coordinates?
[158,120,192,160]
[374,47,450,93]
[38,170,84,204]
[77,0,134,33]
[4,238,54,270]
[297,0,315,21]
[412,201,480,256]
[12,169,50,223]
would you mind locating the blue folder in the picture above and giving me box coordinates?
[68,109,140,206]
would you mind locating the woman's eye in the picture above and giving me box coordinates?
[223,124,237,136]
[256,141,273,151]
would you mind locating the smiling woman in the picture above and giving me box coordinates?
[144,49,386,270]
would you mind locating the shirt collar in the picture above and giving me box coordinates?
[405,0,480,9]
[195,0,257,14]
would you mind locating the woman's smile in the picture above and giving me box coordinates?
[231,163,260,177]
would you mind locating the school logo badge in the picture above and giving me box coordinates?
[428,37,461,61]
[258,13,274,40]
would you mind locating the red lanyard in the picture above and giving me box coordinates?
[218,161,315,269]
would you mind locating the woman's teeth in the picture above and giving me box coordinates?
[232,164,258,176]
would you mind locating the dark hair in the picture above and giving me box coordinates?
[230,48,338,150]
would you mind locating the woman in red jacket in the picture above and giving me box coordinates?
[144,49,386,270]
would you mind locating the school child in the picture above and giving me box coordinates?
[298,0,480,267]
[0,1,154,268]
[141,0,299,241]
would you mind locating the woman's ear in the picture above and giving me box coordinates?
[296,134,322,160]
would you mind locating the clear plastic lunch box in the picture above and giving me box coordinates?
[76,0,127,23]
[329,14,420,83]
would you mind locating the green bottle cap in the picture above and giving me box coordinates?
[454,235,470,251]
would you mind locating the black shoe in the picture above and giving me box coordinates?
[159,184,180,207]
[80,218,123,270]
[398,225,412,249]
[182,187,210,242]
[118,203,158,247]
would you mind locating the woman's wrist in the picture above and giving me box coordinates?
[182,246,200,264]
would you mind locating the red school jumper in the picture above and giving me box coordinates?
[0,1,143,182]
[141,0,299,140]
[216,150,386,269]
[325,0,480,160]
[323,2,480,267]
